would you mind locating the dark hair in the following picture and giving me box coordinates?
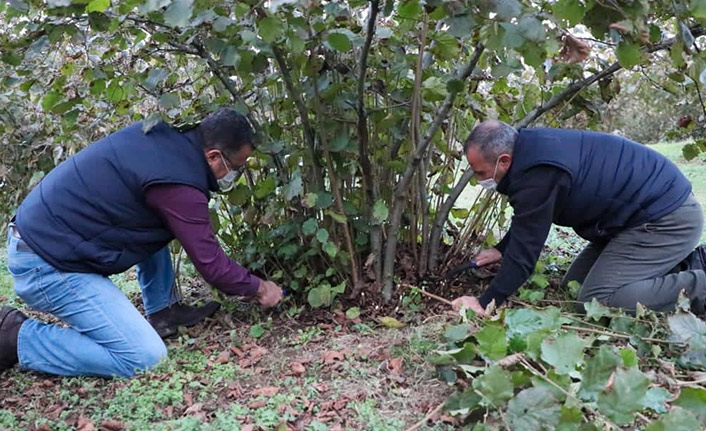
[463,120,518,162]
[197,108,255,153]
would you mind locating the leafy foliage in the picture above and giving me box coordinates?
[433,306,706,429]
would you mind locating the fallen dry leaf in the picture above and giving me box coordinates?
[559,32,590,63]
[242,425,255,431]
[289,361,306,376]
[322,350,345,364]
[249,400,267,409]
[77,415,95,431]
[101,419,125,431]
[215,350,231,364]
[252,386,279,397]
[387,357,404,374]
[184,403,204,416]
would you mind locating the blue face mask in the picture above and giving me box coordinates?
[217,153,238,192]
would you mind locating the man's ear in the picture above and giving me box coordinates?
[499,153,512,170]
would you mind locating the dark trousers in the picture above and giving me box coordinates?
[564,194,706,312]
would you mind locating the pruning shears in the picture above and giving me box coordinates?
[445,260,479,280]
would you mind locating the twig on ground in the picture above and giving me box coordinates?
[405,401,445,431]
[400,283,454,306]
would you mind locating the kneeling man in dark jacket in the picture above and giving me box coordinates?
[452,120,706,316]
[0,109,283,377]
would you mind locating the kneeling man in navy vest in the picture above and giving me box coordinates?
[0,108,283,377]
[452,120,706,317]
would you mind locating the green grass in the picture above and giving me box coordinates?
[650,140,706,242]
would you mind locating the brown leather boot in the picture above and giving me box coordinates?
[147,301,221,338]
[0,306,27,372]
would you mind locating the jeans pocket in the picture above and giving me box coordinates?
[12,266,54,312]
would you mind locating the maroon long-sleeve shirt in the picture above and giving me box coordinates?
[144,184,260,297]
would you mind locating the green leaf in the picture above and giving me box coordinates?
[683,143,701,161]
[494,0,522,20]
[249,324,266,338]
[322,241,337,258]
[158,92,180,109]
[642,387,671,414]
[326,210,347,224]
[397,0,421,19]
[259,16,283,43]
[673,387,706,422]
[692,0,706,19]
[163,0,193,28]
[372,200,389,224]
[142,113,163,133]
[596,367,649,425]
[584,298,609,321]
[316,229,329,244]
[474,324,507,361]
[446,79,465,94]
[308,285,332,308]
[431,32,460,60]
[445,389,482,416]
[578,345,622,401]
[505,307,563,339]
[303,193,318,208]
[379,316,405,329]
[41,90,63,111]
[1,52,23,66]
[316,191,334,209]
[327,31,352,52]
[302,218,318,236]
[86,0,110,13]
[620,347,638,368]
[446,14,475,38]
[106,81,125,102]
[284,172,303,201]
[473,365,514,406]
[145,68,169,90]
[646,408,701,431]
[254,177,276,199]
[445,324,473,343]
[668,312,706,350]
[615,42,643,69]
[541,333,586,375]
[507,387,561,431]
[517,15,545,43]
[345,307,361,319]
[553,0,585,26]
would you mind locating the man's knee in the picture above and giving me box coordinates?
[114,339,168,377]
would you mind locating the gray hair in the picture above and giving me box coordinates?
[463,120,518,161]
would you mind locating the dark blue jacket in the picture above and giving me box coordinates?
[507,128,691,241]
[15,122,218,275]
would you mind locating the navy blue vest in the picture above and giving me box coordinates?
[16,122,219,275]
[499,128,692,241]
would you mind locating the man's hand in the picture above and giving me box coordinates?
[256,279,283,308]
[451,295,487,316]
[474,248,502,267]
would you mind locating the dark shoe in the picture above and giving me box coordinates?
[673,245,706,272]
[147,301,221,339]
[0,306,27,371]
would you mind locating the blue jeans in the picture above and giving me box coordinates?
[6,232,177,377]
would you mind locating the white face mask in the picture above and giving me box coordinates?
[217,153,238,192]
[478,157,501,191]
